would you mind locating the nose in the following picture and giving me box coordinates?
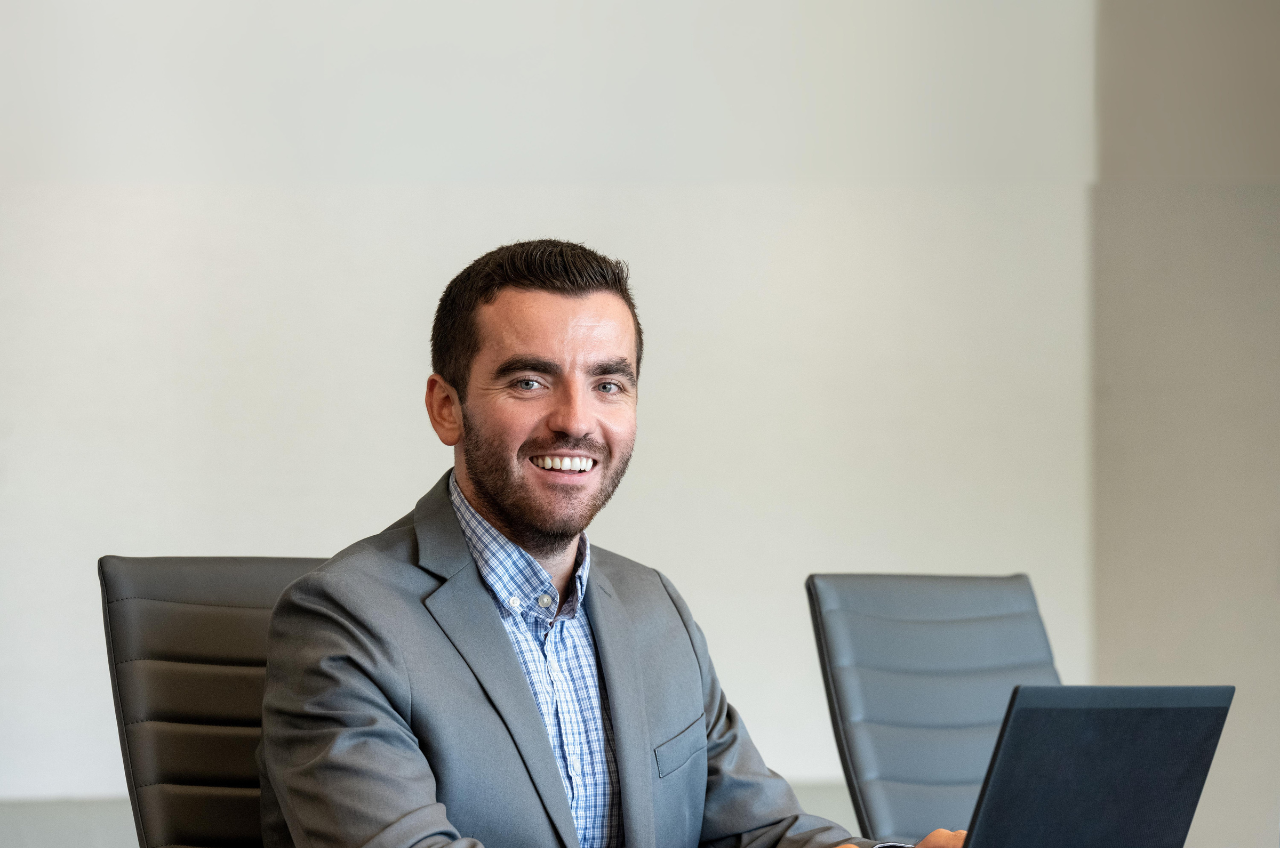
[545,382,593,440]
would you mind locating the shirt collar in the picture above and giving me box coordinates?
[448,470,591,621]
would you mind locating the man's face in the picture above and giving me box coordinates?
[450,288,638,556]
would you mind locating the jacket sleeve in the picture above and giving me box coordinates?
[657,573,906,848]
[259,567,482,848]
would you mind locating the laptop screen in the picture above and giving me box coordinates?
[965,685,1233,848]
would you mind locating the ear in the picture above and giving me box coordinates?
[425,374,464,447]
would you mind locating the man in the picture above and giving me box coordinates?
[259,240,965,848]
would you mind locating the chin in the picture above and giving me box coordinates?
[525,499,597,536]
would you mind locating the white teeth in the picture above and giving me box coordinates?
[534,456,594,471]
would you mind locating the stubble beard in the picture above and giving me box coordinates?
[460,408,633,559]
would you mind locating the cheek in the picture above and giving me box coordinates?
[512,410,564,451]
[470,403,539,450]
[601,411,638,452]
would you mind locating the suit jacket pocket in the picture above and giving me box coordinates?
[654,716,707,778]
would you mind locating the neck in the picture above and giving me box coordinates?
[454,467,580,602]
[532,542,579,603]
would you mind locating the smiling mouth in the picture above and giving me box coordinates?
[529,455,595,473]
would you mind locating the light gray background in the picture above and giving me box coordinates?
[0,1,1275,846]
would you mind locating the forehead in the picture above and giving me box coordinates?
[473,288,637,364]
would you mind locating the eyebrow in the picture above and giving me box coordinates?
[490,355,637,385]
[492,356,563,380]
[588,357,637,384]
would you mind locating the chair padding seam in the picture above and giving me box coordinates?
[823,608,1039,625]
[124,718,262,727]
[114,657,266,667]
[861,777,986,788]
[851,719,1004,730]
[840,659,1054,675]
[108,596,275,610]
[135,779,254,789]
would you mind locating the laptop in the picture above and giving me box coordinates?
[963,685,1233,848]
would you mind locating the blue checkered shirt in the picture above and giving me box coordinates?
[449,473,621,848]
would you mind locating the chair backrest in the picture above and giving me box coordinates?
[805,573,1060,845]
[99,555,324,848]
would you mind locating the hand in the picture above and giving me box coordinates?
[913,828,967,848]
[833,827,966,848]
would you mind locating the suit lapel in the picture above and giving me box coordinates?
[413,474,580,848]
[585,564,656,848]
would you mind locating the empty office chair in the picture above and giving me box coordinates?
[100,555,324,848]
[806,573,1059,845]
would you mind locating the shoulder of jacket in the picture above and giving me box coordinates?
[291,521,433,603]
[589,544,662,588]
[590,544,696,612]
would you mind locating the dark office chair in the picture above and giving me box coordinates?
[99,555,324,848]
[806,573,1060,845]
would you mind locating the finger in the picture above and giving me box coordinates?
[915,828,966,847]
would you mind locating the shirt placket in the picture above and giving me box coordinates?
[564,622,599,848]
[543,618,578,804]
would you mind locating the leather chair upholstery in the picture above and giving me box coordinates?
[805,573,1059,845]
[100,556,323,848]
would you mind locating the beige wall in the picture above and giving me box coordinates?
[0,1,1095,800]
[1094,1,1280,844]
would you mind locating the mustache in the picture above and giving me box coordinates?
[518,436,608,461]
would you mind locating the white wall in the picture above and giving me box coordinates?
[0,1,1094,798]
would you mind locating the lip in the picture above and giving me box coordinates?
[526,454,600,479]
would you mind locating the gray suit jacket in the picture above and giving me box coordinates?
[259,473,885,848]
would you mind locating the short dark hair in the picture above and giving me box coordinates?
[431,239,643,400]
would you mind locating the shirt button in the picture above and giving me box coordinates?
[537,594,554,608]
[509,596,522,610]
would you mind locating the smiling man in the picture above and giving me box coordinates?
[258,241,964,848]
